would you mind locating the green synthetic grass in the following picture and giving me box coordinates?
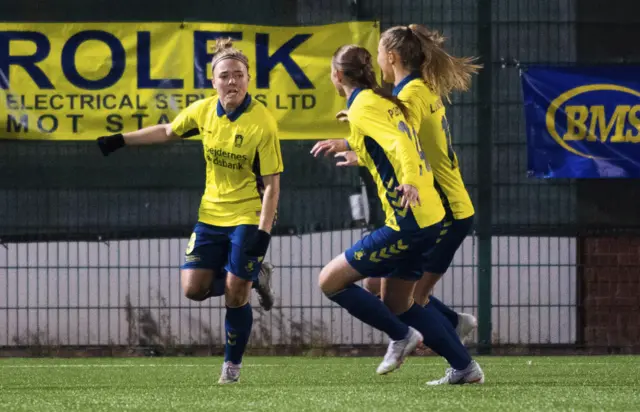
[1,356,639,411]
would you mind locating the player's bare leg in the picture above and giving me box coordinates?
[181,269,215,301]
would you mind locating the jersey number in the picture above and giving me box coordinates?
[398,121,430,175]
[441,116,457,169]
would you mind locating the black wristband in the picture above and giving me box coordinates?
[246,229,272,258]
[97,133,125,156]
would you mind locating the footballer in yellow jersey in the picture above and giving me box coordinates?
[394,74,474,220]
[376,24,484,385]
[346,89,445,231]
[392,73,474,275]
[340,87,446,279]
[96,38,282,385]
[170,93,283,228]
[321,75,476,278]
[314,45,482,379]
[314,84,449,280]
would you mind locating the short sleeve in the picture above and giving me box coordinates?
[170,99,206,138]
[257,117,284,176]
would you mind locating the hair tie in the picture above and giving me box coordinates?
[406,26,417,38]
[211,55,249,70]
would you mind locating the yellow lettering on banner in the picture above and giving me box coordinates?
[627,106,640,143]
[588,105,629,143]
[563,104,640,144]
[562,105,588,141]
[547,84,640,159]
[0,21,380,141]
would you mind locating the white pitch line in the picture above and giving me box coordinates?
[0,364,284,369]
[0,361,631,369]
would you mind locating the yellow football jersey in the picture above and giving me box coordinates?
[346,88,445,231]
[171,94,284,227]
[394,74,475,220]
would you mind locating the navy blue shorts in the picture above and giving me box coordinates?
[345,222,442,281]
[181,222,262,282]
[422,215,474,274]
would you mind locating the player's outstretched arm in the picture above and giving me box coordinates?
[96,124,179,156]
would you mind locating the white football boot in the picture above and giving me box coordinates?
[376,327,423,375]
[218,361,241,384]
[426,360,485,385]
[255,262,275,311]
[456,313,478,344]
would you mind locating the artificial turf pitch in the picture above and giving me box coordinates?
[1,356,639,411]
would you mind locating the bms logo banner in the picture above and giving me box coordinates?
[521,67,640,178]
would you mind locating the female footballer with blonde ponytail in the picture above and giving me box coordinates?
[96,38,283,385]
[315,26,485,385]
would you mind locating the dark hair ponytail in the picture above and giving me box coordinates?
[333,45,410,120]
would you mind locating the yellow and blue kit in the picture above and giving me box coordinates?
[343,88,445,280]
[393,73,474,274]
[173,94,283,280]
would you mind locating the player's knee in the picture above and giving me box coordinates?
[183,285,208,301]
[318,268,333,295]
[180,269,214,302]
[319,254,360,296]
[363,278,381,296]
[318,265,343,295]
[382,294,413,315]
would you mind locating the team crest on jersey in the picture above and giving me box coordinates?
[234,134,244,147]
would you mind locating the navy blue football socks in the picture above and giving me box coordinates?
[327,284,409,341]
[224,303,253,364]
[398,303,471,370]
[428,295,459,328]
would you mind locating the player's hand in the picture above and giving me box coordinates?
[97,133,125,156]
[396,184,421,209]
[245,229,272,259]
[335,151,359,167]
[310,139,349,158]
[335,109,349,123]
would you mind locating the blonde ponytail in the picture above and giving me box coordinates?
[381,24,482,102]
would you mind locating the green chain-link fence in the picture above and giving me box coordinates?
[1,0,638,355]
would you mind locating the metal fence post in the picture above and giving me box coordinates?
[476,0,493,354]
